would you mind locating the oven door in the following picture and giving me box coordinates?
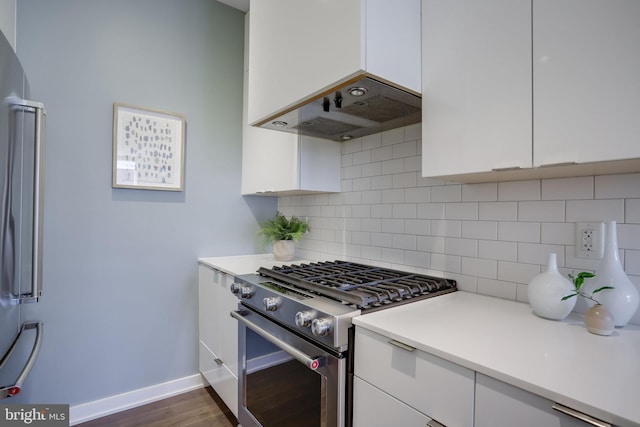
[232,306,347,427]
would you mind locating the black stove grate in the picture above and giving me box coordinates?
[258,260,456,311]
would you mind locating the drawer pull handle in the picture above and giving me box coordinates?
[388,339,415,352]
[539,161,577,168]
[214,358,224,366]
[552,403,611,427]
[491,166,522,172]
[427,419,445,427]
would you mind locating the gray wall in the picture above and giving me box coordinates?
[15,0,275,405]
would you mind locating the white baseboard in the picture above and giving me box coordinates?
[69,374,206,425]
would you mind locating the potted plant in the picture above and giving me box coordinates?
[561,272,615,335]
[258,212,310,261]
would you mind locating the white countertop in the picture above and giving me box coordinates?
[197,253,314,276]
[353,291,640,427]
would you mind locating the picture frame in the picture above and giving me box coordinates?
[112,103,186,191]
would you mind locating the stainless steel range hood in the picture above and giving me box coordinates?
[255,76,422,142]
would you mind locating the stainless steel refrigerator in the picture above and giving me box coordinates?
[0,29,46,399]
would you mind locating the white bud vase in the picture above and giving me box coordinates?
[527,253,576,320]
[583,221,639,327]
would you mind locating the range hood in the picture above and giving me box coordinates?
[255,76,422,142]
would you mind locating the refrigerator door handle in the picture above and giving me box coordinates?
[8,97,46,304]
[0,321,44,398]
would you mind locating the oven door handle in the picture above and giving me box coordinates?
[231,310,324,371]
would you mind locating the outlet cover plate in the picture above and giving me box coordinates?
[575,221,605,259]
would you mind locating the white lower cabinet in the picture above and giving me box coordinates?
[354,327,475,427]
[198,264,239,417]
[475,373,605,427]
[353,377,430,427]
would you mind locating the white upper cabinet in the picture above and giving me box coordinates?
[241,12,341,195]
[247,0,421,126]
[422,0,640,181]
[533,0,640,167]
[422,0,532,177]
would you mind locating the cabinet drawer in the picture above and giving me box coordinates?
[354,327,474,427]
[353,377,430,427]
[198,341,238,417]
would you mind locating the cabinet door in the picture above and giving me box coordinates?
[217,271,239,377]
[475,373,604,427]
[355,327,474,427]
[353,377,430,427]
[422,0,532,177]
[534,0,640,167]
[198,266,219,356]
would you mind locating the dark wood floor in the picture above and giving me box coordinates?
[76,387,237,427]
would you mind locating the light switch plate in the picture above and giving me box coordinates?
[575,221,605,259]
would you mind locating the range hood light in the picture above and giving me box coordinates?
[272,120,288,128]
[348,87,368,97]
[341,134,353,141]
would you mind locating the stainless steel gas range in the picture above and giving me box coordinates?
[230,260,457,427]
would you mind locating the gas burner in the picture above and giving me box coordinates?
[259,260,456,311]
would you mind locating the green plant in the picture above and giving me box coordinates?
[561,272,613,305]
[258,212,310,245]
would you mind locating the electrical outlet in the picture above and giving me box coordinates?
[575,222,605,259]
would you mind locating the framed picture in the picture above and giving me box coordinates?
[112,103,186,191]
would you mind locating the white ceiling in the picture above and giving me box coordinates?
[218,0,249,13]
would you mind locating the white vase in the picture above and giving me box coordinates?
[583,221,639,327]
[272,240,295,262]
[527,253,576,320]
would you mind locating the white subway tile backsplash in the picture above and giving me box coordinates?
[461,257,497,279]
[462,221,498,240]
[477,278,517,300]
[566,199,624,222]
[431,184,462,202]
[280,125,640,321]
[417,203,445,219]
[405,219,430,236]
[542,176,594,200]
[498,222,540,243]
[478,202,518,221]
[541,223,575,245]
[595,174,640,199]
[462,183,498,202]
[445,238,478,257]
[625,250,640,275]
[417,235,445,253]
[498,180,540,201]
[431,253,461,273]
[498,261,540,284]
[478,240,518,261]
[405,187,430,203]
[393,141,418,159]
[431,220,462,237]
[381,158,405,175]
[445,203,479,220]
[392,204,417,219]
[371,174,393,190]
[393,172,417,188]
[517,243,565,266]
[618,224,640,250]
[393,234,417,250]
[371,146,393,162]
[517,201,565,222]
[381,218,404,234]
[381,189,405,204]
[626,199,640,224]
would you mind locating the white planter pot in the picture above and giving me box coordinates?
[272,240,295,261]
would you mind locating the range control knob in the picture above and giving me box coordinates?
[263,297,280,311]
[230,283,241,295]
[240,285,254,299]
[295,311,315,328]
[311,317,333,337]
